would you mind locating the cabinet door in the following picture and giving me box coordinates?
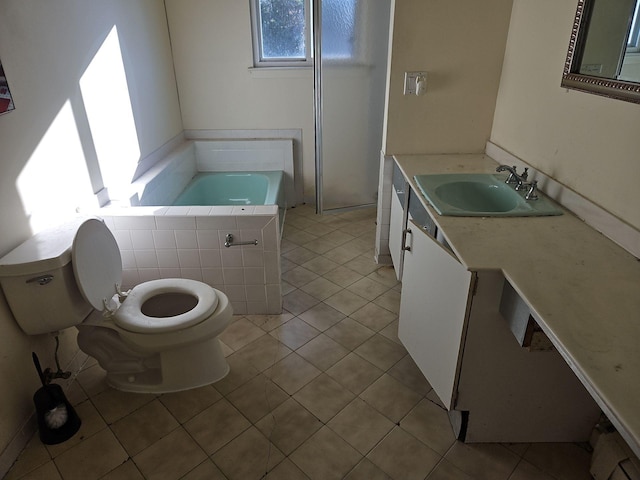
[398,220,473,409]
[389,189,404,280]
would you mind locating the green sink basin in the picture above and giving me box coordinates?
[414,174,563,217]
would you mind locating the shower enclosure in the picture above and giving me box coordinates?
[314,0,392,213]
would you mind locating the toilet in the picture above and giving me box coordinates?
[0,217,233,393]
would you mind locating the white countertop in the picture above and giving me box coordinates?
[395,153,640,457]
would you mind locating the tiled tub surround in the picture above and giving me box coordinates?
[99,205,282,316]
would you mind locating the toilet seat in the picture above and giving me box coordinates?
[72,219,219,334]
[114,279,218,333]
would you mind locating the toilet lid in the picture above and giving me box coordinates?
[72,219,122,310]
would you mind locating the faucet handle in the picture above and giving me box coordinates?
[520,167,529,181]
[525,180,539,200]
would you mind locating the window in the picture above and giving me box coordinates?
[250,0,358,67]
[250,0,313,67]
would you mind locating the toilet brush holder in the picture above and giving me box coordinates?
[32,353,81,445]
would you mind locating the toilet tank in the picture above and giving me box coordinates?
[0,219,93,335]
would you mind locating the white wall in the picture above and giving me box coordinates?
[383,0,514,154]
[0,0,182,463]
[491,0,640,231]
[164,0,316,202]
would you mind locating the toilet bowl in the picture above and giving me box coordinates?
[0,217,233,393]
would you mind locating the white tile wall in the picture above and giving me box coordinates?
[99,205,282,315]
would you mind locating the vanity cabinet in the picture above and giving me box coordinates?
[394,160,601,443]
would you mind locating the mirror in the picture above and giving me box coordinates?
[562,0,640,103]
[0,58,15,115]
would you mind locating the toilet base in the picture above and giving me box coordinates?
[105,336,230,394]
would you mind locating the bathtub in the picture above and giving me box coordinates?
[96,139,292,316]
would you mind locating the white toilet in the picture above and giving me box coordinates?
[0,217,233,393]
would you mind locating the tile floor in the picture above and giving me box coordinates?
[6,205,595,480]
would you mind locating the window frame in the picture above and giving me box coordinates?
[249,0,313,68]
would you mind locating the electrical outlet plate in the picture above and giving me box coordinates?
[404,71,426,95]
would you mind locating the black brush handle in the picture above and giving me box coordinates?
[32,352,47,387]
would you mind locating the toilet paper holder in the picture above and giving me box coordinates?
[224,233,258,248]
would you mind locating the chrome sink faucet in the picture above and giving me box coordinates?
[496,165,528,190]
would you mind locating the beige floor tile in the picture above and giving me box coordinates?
[75,363,109,397]
[523,443,593,480]
[234,334,293,372]
[327,398,395,455]
[387,354,432,396]
[212,353,261,395]
[282,246,318,264]
[324,290,369,316]
[367,427,440,480]
[319,229,356,247]
[349,302,397,332]
[401,399,456,456]
[90,388,156,424]
[159,384,222,423]
[298,303,345,331]
[301,255,340,275]
[280,257,297,273]
[16,460,62,480]
[54,428,128,480]
[281,281,297,295]
[180,459,226,480]
[184,399,251,455]
[508,460,556,480]
[300,276,343,300]
[282,289,321,316]
[5,436,52,480]
[265,353,321,395]
[255,398,323,455]
[365,266,400,288]
[282,227,317,245]
[218,317,265,351]
[344,255,381,276]
[290,427,362,480]
[246,312,295,332]
[326,352,384,394]
[304,222,337,237]
[322,245,361,265]
[360,374,422,423]
[111,399,179,456]
[425,459,474,479]
[293,373,355,423]
[264,458,310,479]
[212,426,285,480]
[321,265,363,288]
[296,333,350,371]
[100,459,144,480]
[303,237,337,254]
[354,334,407,371]
[325,317,375,350]
[226,373,290,423]
[281,266,319,287]
[372,289,401,314]
[444,441,521,480]
[269,317,320,350]
[133,427,207,480]
[379,319,401,345]
[344,459,392,479]
[346,277,391,301]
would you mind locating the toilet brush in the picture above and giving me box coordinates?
[32,352,68,429]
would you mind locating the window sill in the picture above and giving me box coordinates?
[248,66,313,79]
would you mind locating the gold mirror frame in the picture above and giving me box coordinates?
[562,0,640,104]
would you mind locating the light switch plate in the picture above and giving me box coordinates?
[404,71,427,95]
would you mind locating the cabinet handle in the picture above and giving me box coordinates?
[402,228,412,251]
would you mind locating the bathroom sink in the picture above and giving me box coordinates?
[413,174,563,217]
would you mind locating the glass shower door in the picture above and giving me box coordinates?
[315,0,391,212]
